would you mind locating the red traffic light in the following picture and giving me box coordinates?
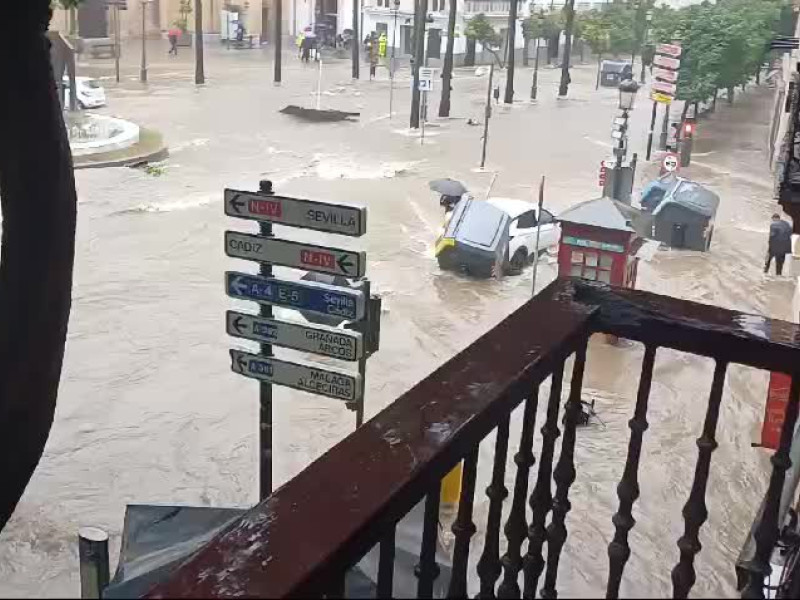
[684,122,695,136]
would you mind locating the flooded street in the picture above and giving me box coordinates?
[0,43,795,596]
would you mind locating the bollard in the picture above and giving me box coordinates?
[78,527,110,599]
[440,462,463,509]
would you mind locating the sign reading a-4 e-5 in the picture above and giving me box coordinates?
[225,189,367,237]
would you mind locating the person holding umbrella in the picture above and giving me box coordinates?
[429,178,469,212]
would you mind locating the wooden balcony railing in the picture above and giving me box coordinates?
[147,278,800,599]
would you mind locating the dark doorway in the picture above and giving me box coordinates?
[465,37,476,65]
[261,6,269,41]
[401,24,412,55]
[671,223,687,248]
[427,28,441,59]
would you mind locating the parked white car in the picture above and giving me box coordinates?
[62,76,107,109]
[486,197,561,275]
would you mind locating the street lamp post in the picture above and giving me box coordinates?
[612,78,639,201]
[140,0,153,83]
[530,10,543,101]
[390,0,400,119]
[640,8,652,84]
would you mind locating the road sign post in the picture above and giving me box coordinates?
[224,180,377,500]
[648,42,681,160]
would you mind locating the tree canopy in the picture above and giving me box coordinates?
[650,0,786,103]
[464,13,504,65]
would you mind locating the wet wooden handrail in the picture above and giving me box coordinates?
[146,278,800,599]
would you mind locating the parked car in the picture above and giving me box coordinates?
[435,197,560,278]
[600,60,633,87]
[62,76,107,109]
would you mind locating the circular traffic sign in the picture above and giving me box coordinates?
[662,153,679,174]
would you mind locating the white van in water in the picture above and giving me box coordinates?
[62,76,107,109]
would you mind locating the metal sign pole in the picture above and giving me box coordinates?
[355,278,370,429]
[480,63,494,169]
[420,90,426,145]
[258,180,275,499]
[114,5,121,84]
[645,100,657,160]
[531,175,545,296]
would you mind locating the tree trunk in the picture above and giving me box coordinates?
[195,0,205,84]
[712,88,717,112]
[410,0,426,128]
[0,3,77,532]
[503,0,518,103]
[351,0,359,78]
[438,0,457,117]
[727,86,734,104]
[275,0,283,82]
[465,37,476,66]
[522,37,529,67]
[596,51,602,90]
[558,0,575,97]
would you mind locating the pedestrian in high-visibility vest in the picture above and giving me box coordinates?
[296,31,305,59]
[378,32,387,59]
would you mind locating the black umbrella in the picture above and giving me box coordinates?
[429,178,468,197]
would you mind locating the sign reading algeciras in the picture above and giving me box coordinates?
[224,189,367,237]
[230,349,362,401]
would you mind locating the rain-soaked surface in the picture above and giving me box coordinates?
[0,42,796,596]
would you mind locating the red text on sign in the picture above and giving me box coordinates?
[249,199,283,218]
[301,250,335,269]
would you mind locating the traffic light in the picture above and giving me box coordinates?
[680,118,695,167]
[683,119,696,138]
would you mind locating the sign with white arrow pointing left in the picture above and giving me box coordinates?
[225,231,366,278]
[225,189,367,237]
[230,349,362,401]
[227,311,364,361]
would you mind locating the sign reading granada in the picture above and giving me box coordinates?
[225,189,367,237]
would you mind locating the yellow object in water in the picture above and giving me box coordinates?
[435,236,455,257]
[440,462,463,506]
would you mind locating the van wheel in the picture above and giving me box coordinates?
[506,249,527,276]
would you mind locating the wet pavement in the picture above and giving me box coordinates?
[0,41,795,596]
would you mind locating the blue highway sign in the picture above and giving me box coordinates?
[225,272,365,321]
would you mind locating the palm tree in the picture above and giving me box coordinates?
[195,0,205,84]
[438,0,458,117]
[0,0,77,532]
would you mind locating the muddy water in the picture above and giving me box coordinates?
[0,50,794,597]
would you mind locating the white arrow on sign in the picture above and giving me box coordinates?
[230,349,362,401]
[225,231,366,278]
[653,68,679,84]
[224,189,367,237]
[652,80,677,96]
[653,55,681,71]
[227,311,364,361]
[656,43,682,58]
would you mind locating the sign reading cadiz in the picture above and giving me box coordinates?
[226,272,365,320]
[230,349,362,401]
[225,231,366,278]
[224,189,367,237]
[227,311,364,361]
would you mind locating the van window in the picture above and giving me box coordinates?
[516,210,537,229]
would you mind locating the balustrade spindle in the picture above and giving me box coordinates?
[448,448,479,598]
[378,527,397,598]
[742,376,800,599]
[522,363,566,600]
[498,387,541,599]
[540,342,588,600]
[671,361,728,599]
[416,485,442,599]
[606,345,657,599]
[476,414,512,599]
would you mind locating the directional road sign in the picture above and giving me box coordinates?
[224,189,367,237]
[226,272,366,320]
[225,231,366,278]
[230,349,362,401]
[419,67,436,91]
[656,43,682,58]
[651,91,673,105]
[653,68,679,84]
[652,80,677,96]
[653,55,681,71]
[227,311,364,361]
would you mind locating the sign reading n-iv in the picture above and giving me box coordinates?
[227,311,364,361]
[230,349,362,401]
[225,231,366,278]
[225,190,367,237]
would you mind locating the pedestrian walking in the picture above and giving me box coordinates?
[368,37,379,80]
[765,213,793,276]
[301,27,316,63]
[168,27,181,56]
[296,30,305,59]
